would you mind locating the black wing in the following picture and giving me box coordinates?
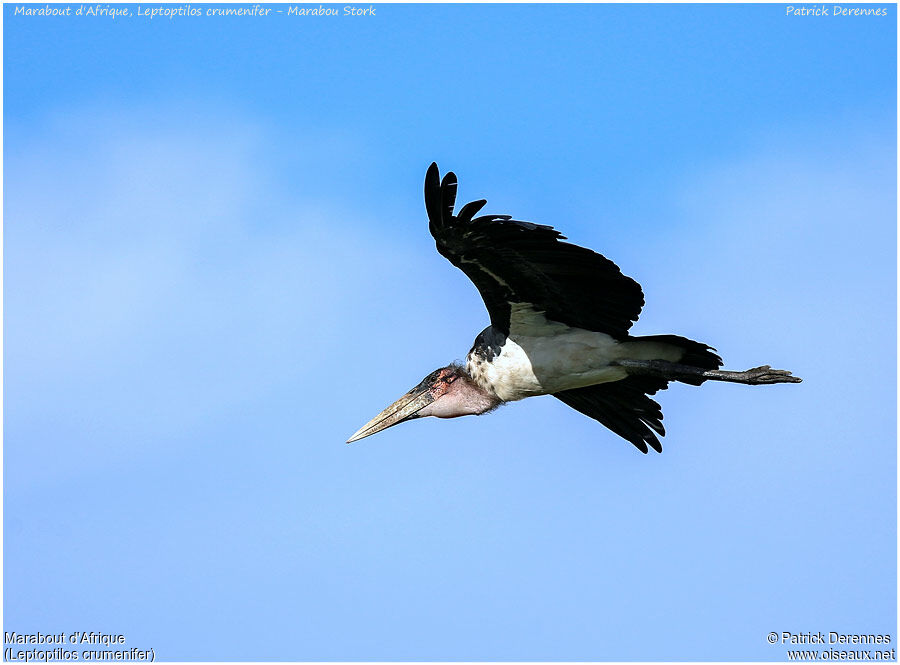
[425,163,644,337]
[554,376,670,454]
[553,336,721,452]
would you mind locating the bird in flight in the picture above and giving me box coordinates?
[347,164,801,453]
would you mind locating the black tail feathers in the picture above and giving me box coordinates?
[636,334,722,385]
[553,334,723,453]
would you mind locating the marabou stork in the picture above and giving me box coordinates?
[347,164,801,453]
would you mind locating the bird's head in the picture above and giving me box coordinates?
[346,364,500,443]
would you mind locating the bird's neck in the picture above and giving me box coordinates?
[458,369,503,414]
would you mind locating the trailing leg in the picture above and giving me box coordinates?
[613,359,802,385]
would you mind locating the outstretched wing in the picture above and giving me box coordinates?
[425,163,644,338]
[553,336,721,452]
[554,376,670,454]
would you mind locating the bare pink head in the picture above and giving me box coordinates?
[346,364,500,443]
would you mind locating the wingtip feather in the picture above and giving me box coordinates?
[457,199,487,223]
[424,162,442,227]
[440,172,458,223]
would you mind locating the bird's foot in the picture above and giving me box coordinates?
[614,359,802,386]
[733,365,802,385]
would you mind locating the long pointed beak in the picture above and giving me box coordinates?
[346,384,434,443]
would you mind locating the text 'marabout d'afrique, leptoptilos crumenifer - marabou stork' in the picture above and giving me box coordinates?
[347,164,801,453]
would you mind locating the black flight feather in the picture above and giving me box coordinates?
[457,199,487,223]
[554,377,669,454]
[424,163,644,337]
[553,338,722,452]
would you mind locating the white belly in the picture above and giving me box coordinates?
[467,328,630,402]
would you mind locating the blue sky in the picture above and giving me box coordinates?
[4,3,896,661]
